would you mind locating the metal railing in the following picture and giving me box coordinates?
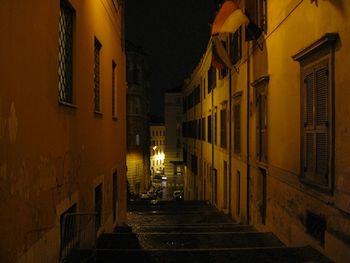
[59,212,97,263]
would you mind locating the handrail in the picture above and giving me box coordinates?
[59,212,98,263]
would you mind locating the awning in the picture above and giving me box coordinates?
[211,0,249,69]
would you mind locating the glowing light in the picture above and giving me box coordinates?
[153,146,157,150]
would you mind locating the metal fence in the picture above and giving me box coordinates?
[59,212,97,263]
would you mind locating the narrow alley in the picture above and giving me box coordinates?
[2,0,350,262]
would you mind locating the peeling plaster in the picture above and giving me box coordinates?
[8,102,18,143]
[1,151,83,202]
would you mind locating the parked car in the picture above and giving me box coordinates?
[147,190,157,199]
[156,188,163,196]
[173,190,183,200]
[140,192,151,200]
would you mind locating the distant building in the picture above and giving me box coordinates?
[0,1,127,262]
[164,87,184,190]
[150,122,165,176]
[126,41,151,196]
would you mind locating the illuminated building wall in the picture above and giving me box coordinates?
[126,41,150,195]
[164,87,184,178]
[183,0,350,261]
[0,0,127,262]
[150,124,166,176]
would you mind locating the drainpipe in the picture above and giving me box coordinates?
[246,42,251,225]
[228,70,232,213]
[211,75,215,205]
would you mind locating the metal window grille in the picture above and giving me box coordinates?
[112,171,118,222]
[94,184,103,230]
[59,212,97,263]
[58,0,74,103]
[112,61,116,117]
[94,38,102,112]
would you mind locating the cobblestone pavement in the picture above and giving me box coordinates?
[90,200,333,262]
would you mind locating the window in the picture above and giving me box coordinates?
[94,184,103,230]
[253,77,269,164]
[220,107,227,148]
[58,0,74,104]
[136,134,140,146]
[207,66,216,93]
[257,0,267,33]
[302,61,330,187]
[234,95,242,154]
[112,171,118,221]
[207,115,212,143]
[293,33,338,190]
[112,61,117,118]
[230,27,242,65]
[94,38,102,112]
[219,40,228,79]
[214,108,218,145]
[202,117,206,141]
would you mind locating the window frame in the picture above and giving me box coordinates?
[220,104,227,149]
[112,60,117,119]
[94,37,102,114]
[252,76,269,165]
[58,0,75,106]
[293,33,338,192]
[233,92,242,155]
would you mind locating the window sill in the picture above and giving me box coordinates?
[58,100,77,109]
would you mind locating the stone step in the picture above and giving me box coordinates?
[97,232,284,250]
[95,246,332,263]
[127,212,233,225]
[134,224,256,233]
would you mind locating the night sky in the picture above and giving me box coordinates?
[125,1,218,116]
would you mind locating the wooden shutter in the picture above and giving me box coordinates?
[303,71,315,176]
[234,102,241,154]
[302,62,329,186]
[315,64,329,183]
[260,92,267,162]
[256,86,267,163]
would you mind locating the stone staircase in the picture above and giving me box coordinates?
[67,201,333,262]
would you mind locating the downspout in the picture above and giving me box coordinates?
[246,42,251,225]
[211,74,215,205]
[228,70,232,213]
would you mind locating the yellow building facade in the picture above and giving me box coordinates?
[0,0,127,262]
[150,124,166,176]
[183,0,350,261]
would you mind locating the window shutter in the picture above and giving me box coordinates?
[234,102,241,153]
[315,64,329,182]
[303,71,315,175]
[305,133,315,173]
[316,133,328,180]
[303,62,329,185]
[304,73,314,127]
[316,66,328,126]
[260,93,267,161]
[256,93,261,160]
